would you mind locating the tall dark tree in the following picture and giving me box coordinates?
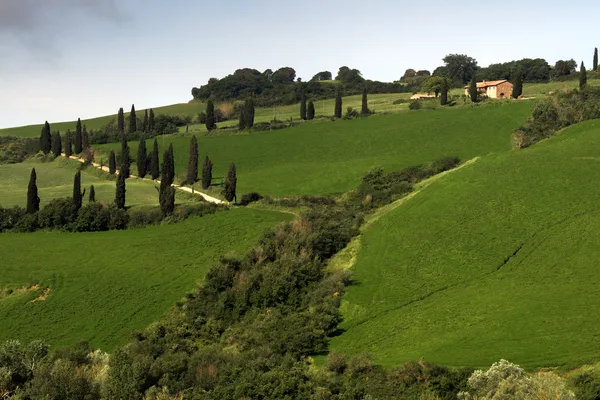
[89,185,96,202]
[223,163,237,202]
[115,172,126,209]
[580,62,588,90]
[73,171,85,211]
[117,107,125,134]
[300,93,307,120]
[129,104,137,134]
[201,156,213,190]
[143,109,149,133]
[334,90,342,118]
[361,87,369,115]
[187,136,198,184]
[120,134,130,178]
[307,101,315,120]
[245,98,255,128]
[205,100,216,131]
[64,130,73,157]
[82,125,89,150]
[159,144,175,216]
[39,121,52,154]
[594,48,598,72]
[108,150,117,175]
[26,168,40,214]
[137,137,147,178]
[238,105,247,130]
[469,74,478,103]
[440,78,450,105]
[148,109,155,133]
[51,131,62,156]
[74,118,83,154]
[150,139,160,180]
[512,70,524,99]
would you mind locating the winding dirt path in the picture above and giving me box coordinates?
[62,154,225,205]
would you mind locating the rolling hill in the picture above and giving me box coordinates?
[329,119,600,369]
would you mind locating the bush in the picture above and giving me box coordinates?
[75,203,111,232]
[0,206,26,232]
[169,202,219,222]
[392,98,409,105]
[37,198,78,230]
[409,99,422,110]
[128,207,164,228]
[12,213,39,233]
[343,107,360,120]
[239,192,263,206]
[106,205,129,230]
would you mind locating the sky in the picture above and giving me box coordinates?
[0,0,598,128]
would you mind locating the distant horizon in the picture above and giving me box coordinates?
[1,0,598,129]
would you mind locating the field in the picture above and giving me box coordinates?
[0,208,289,351]
[0,158,171,208]
[96,102,532,197]
[329,120,600,369]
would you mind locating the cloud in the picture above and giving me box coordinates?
[0,0,123,40]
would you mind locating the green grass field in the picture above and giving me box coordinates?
[96,102,532,197]
[0,158,172,208]
[329,119,600,369]
[0,208,289,351]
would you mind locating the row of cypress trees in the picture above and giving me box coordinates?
[298,88,369,120]
[39,119,90,156]
[117,105,156,135]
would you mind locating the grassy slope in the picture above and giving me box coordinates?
[0,208,289,351]
[97,102,532,197]
[329,120,600,369]
[0,158,166,208]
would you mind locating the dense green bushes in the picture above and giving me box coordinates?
[0,136,38,164]
[513,87,600,148]
[0,201,221,233]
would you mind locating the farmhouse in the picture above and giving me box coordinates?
[464,80,513,99]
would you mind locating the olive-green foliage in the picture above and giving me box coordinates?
[568,364,600,399]
[409,99,422,110]
[581,62,588,90]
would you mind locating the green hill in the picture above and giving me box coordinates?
[329,119,600,369]
[96,102,532,196]
[0,208,289,351]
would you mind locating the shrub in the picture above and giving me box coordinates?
[37,198,78,230]
[169,202,219,223]
[343,107,360,120]
[106,205,129,230]
[326,352,347,374]
[0,206,26,232]
[75,203,111,232]
[409,99,422,110]
[12,213,39,233]
[127,207,164,228]
[392,98,409,105]
[239,192,263,206]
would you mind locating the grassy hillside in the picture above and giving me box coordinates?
[0,158,167,208]
[0,208,289,351]
[96,102,532,197]
[329,119,600,369]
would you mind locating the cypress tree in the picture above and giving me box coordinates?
[580,62,588,90]
[205,100,216,131]
[187,136,198,184]
[137,137,147,178]
[150,139,160,180]
[89,185,96,202]
[75,118,83,154]
[201,156,213,190]
[115,172,126,209]
[159,144,175,216]
[26,168,40,214]
[120,134,130,178]
[594,48,598,72]
[143,109,149,133]
[117,107,125,134]
[148,109,155,133]
[334,90,342,118]
[82,125,89,150]
[51,131,62,156]
[307,101,315,120]
[361,87,369,115]
[300,94,307,120]
[245,98,255,128]
[223,163,237,202]
[73,171,84,211]
[39,121,52,154]
[109,150,117,175]
[64,130,73,157]
[469,75,478,103]
[440,78,449,105]
[238,105,247,130]
[512,70,523,99]
[129,104,137,134]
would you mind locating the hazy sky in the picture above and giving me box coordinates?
[0,0,598,128]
